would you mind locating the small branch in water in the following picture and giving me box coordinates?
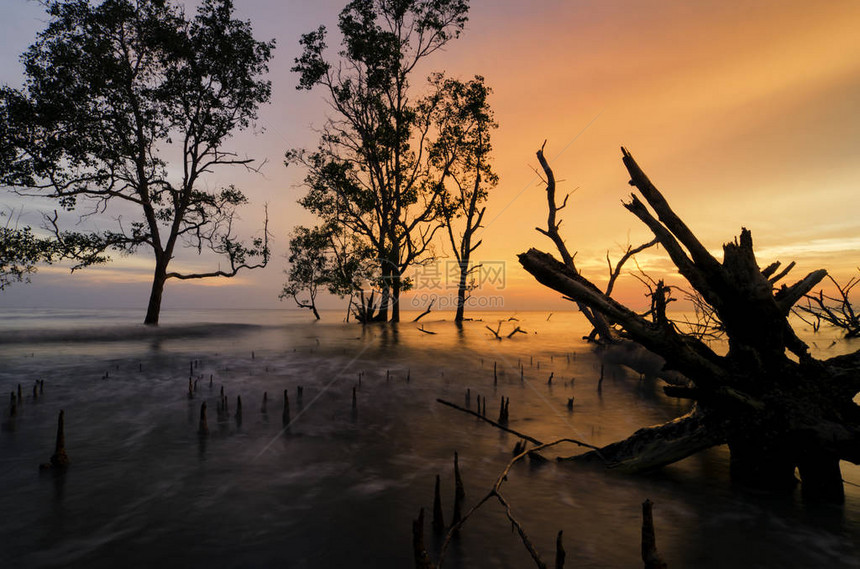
[418,325,436,335]
[437,439,595,569]
[413,299,435,322]
[507,326,528,339]
[437,397,606,457]
[437,398,543,446]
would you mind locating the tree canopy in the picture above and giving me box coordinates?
[0,0,274,324]
[0,219,55,291]
[428,74,497,323]
[288,0,478,322]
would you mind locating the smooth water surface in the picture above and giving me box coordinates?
[1,309,858,568]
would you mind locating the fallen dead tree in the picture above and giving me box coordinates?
[519,147,860,502]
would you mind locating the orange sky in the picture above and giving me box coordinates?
[1,0,858,312]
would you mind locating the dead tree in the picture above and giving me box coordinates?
[519,147,860,502]
[535,142,657,343]
[795,273,859,338]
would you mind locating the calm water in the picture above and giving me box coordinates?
[0,308,858,568]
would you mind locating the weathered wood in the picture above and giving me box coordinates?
[452,452,465,529]
[51,410,69,468]
[568,410,723,473]
[555,530,565,569]
[437,439,596,569]
[535,142,614,342]
[437,398,543,446]
[535,141,574,269]
[768,260,795,284]
[519,147,860,500]
[412,299,435,322]
[41,410,69,470]
[437,398,603,456]
[519,249,727,388]
[641,499,667,569]
[775,269,828,313]
[412,508,434,569]
[433,474,445,533]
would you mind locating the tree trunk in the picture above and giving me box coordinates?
[727,437,798,495]
[144,260,168,326]
[455,259,468,323]
[345,295,353,323]
[391,274,401,323]
[796,447,845,502]
[376,263,391,323]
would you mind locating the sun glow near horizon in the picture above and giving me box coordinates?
[0,0,858,312]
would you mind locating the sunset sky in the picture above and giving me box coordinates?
[1,0,858,314]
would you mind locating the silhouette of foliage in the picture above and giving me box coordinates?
[426,74,497,322]
[281,223,377,321]
[0,220,54,291]
[289,0,474,322]
[0,0,273,324]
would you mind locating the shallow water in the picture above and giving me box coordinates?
[0,309,858,568]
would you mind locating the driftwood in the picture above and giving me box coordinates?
[412,299,435,322]
[486,320,528,340]
[519,147,860,501]
[437,398,543,447]
[486,322,503,340]
[506,326,527,339]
